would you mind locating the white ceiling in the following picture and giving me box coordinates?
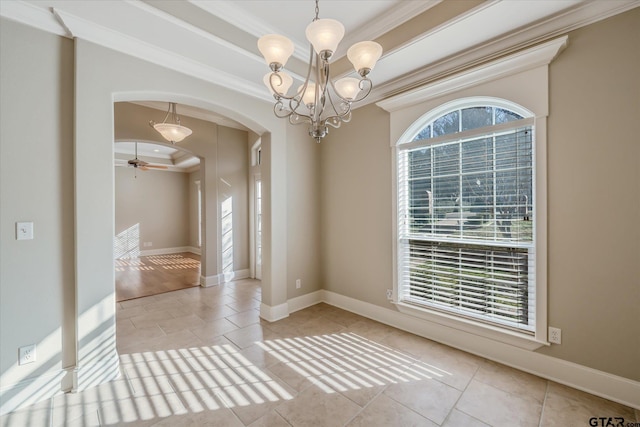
[2,0,637,124]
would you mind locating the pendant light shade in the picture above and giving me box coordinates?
[334,77,361,100]
[258,34,295,70]
[347,41,383,76]
[149,102,192,144]
[305,18,344,58]
[152,123,192,143]
[299,83,317,107]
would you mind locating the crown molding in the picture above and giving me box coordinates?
[0,0,69,37]
[364,0,640,109]
[52,8,272,103]
[336,0,441,59]
[377,36,567,113]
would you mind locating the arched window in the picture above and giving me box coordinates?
[396,99,536,334]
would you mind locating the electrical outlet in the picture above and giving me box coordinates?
[295,279,301,289]
[386,289,393,300]
[19,344,36,365]
[16,222,34,240]
[548,327,562,344]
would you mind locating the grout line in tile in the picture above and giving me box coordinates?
[538,380,550,427]
[439,357,481,426]
[340,383,389,426]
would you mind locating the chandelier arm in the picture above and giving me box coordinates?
[273,101,294,119]
[323,91,352,129]
[289,113,312,126]
[352,78,373,103]
[294,45,317,102]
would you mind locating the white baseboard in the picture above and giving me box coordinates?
[320,290,640,409]
[0,369,65,416]
[288,290,323,314]
[200,274,221,287]
[222,269,250,283]
[260,302,289,322]
[200,269,250,288]
[137,246,197,257]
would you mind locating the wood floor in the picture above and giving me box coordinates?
[115,252,200,302]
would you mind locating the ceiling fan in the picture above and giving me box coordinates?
[126,142,168,171]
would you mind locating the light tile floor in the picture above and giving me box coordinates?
[2,279,638,426]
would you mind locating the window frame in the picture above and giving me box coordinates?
[380,37,566,351]
[396,104,542,346]
[392,100,547,349]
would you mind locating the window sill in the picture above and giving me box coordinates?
[394,301,549,351]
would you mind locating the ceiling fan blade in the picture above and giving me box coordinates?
[139,166,150,171]
[145,165,169,169]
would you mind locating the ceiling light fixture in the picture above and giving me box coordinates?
[258,0,382,143]
[149,102,192,144]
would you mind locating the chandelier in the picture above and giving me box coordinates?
[258,0,382,143]
[149,102,192,144]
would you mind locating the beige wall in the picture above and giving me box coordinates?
[288,124,322,296]
[538,8,640,379]
[0,18,75,407]
[321,104,392,306]
[114,167,190,254]
[320,9,640,381]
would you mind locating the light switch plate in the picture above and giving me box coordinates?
[16,222,34,240]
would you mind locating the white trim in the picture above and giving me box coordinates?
[200,274,221,287]
[259,302,289,323]
[321,290,640,409]
[137,246,199,257]
[394,302,545,351]
[221,269,250,283]
[377,36,567,113]
[199,268,249,288]
[287,290,323,314]
[0,369,66,416]
[364,2,637,108]
[50,9,271,103]
[0,1,70,38]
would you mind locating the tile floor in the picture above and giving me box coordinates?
[2,279,638,426]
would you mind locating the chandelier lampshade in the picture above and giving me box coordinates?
[258,34,295,70]
[334,77,361,101]
[305,18,345,58]
[299,83,317,107]
[149,102,192,144]
[347,41,383,76]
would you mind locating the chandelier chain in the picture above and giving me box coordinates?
[314,0,319,21]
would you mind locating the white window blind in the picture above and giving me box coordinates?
[398,111,535,333]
